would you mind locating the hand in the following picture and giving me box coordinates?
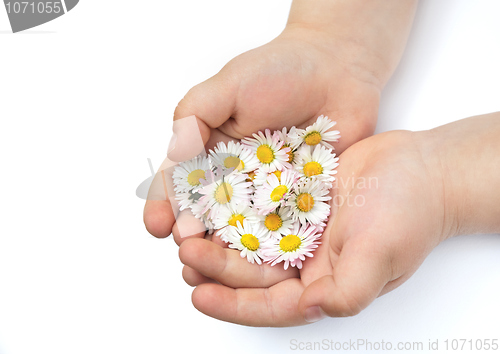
[144,0,419,239]
[177,129,454,326]
[178,112,500,326]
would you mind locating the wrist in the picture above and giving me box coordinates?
[418,113,500,238]
[283,0,418,89]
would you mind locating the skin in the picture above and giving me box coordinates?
[179,112,500,326]
[144,1,500,326]
[144,0,418,240]
[141,0,444,325]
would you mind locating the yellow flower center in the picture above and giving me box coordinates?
[303,161,323,177]
[281,144,294,163]
[214,182,233,204]
[256,145,275,164]
[224,156,244,171]
[228,214,245,227]
[296,193,314,212]
[304,131,322,146]
[279,234,302,252]
[270,185,288,202]
[241,233,260,251]
[247,171,257,181]
[187,169,206,186]
[264,213,283,231]
[272,170,282,181]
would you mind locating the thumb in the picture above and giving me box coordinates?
[298,237,393,321]
[168,74,237,162]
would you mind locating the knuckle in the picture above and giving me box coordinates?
[330,287,364,317]
[173,84,204,121]
[335,296,363,317]
[173,96,191,121]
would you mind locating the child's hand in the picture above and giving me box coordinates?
[168,26,381,161]
[144,0,418,240]
[177,130,447,326]
[177,113,500,326]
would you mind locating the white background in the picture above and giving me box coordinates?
[1,1,500,353]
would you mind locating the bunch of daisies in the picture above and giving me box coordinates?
[173,115,340,270]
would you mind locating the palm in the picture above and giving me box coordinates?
[202,29,380,154]
[144,29,402,324]
[150,28,383,243]
[179,130,446,326]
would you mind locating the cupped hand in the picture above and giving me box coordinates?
[144,25,384,241]
[177,129,454,326]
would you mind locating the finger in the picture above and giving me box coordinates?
[172,210,207,246]
[144,200,176,238]
[179,238,299,288]
[192,279,306,327]
[322,86,379,154]
[144,161,178,239]
[182,265,216,287]
[211,232,229,248]
[298,237,392,320]
[333,115,375,155]
[205,128,239,153]
[168,74,238,162]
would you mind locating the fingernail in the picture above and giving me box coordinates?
[304,306,327,323]
[168,133,177,154]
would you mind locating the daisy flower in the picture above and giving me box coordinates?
[262,223,321,270]
[289,115,340,150]
[242,129,292,172]
[195,173,253,220]
[172,117,340,268]
[276,126,299,165]
[175,190,201,211]
[285,178,331,226]
[313,220,327,233]
[227,219,269,264]
[259,207,294,239]
[295,145,339,182]
[172,156,210,193]
[254,169,299,215]
[209,140,260,174]
[253,168,283,187]
[246,169,258,182]
[213,203,260,242]
[200,212,215,234]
